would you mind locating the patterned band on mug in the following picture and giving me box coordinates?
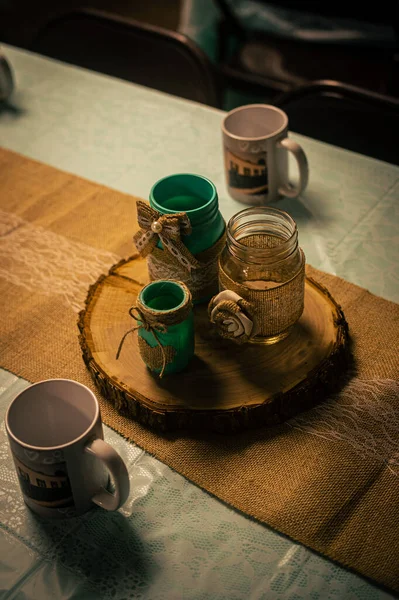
[224,147,268,197]
[12,453,73,508]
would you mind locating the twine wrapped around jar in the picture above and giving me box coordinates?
[116,280,194,377]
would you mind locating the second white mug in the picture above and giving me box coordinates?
[222,104,308,205]
[5,379,130,519]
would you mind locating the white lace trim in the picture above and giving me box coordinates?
[287,378,399,476]
[147,253,218,294]
[0,210,119,312]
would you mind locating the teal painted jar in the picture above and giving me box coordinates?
[150,174,225,255]
[133,174,226,303]
[137,280,194,377]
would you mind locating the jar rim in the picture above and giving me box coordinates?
[227,207,298,264]
[139,280,188,313]
[150,173,217,215]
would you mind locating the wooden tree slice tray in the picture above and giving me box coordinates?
[78,255,350,433]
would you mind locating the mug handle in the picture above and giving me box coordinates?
[277,137,309,198]
[85,438,130,511]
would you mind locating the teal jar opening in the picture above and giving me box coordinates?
[140,280,186,312]
[150,173,217,218]
[149,174,224,256]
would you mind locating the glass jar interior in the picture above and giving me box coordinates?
[223,207,303,287]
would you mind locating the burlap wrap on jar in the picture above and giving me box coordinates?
[133,201,226,302]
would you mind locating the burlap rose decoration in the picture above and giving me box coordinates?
[208,290,257,344]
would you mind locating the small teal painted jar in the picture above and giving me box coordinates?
[138,280,194,376]
[116,280,194,377]
[133,174,226,303]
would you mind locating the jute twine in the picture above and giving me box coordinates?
[116,280,192,377]
[137,337,176,373]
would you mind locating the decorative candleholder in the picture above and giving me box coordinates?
[133,174,226,303]
[209,207,305,345]
[117,280,194,377]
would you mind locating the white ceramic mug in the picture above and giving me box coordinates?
[222,104,309,205]
[5,379,130,518]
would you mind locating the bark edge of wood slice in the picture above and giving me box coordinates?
[78,255,350,433]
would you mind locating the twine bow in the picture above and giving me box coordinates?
[116,306,169,378]
[133,201,201,272]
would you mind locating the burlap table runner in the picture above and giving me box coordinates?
[1,148,398,592]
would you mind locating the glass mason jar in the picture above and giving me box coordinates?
[218,207,305,344]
